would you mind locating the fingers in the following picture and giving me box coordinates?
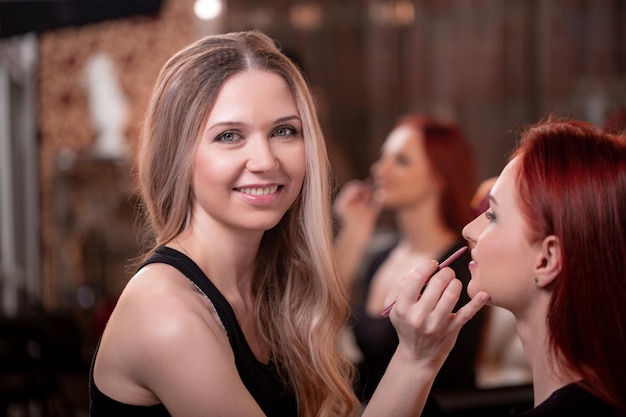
[349,184,373,206]
[417,267,459,315]
[427,276,463,323]
[384,260,439,315]
[452,291,490,326]
[333,181,373,216]
[386,261,491,377]
[385,260,489,324]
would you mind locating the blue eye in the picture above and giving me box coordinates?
[216,131,241,143]
[274,125,297,137]
[484,210,496,223]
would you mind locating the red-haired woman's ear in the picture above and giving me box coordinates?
[533,235,561,288]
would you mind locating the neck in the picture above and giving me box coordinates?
[171,225,261,300]
[515,296,581,407]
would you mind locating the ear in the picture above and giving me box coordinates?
[533,235,562,288]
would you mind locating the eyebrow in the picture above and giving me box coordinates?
[488,194,498,206]
[206,115,301,131]
[274,115,301,124]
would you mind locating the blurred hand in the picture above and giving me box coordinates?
[333,179,381,229]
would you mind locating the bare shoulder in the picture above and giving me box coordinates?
[93,262,233,405]
[107,262,231,359]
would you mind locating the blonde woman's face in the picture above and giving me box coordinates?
[462,158,541,313]
[190,69,306,234]
[370,125,437,209]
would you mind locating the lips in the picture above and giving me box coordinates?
[235,185,280,196]
[468,250,478,270]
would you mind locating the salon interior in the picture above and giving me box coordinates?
[0,0,624,415]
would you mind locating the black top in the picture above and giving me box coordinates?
[517,382,619,416]
[89,246,298,417]
[351,239,486,410]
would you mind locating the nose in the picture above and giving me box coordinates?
[246,137,279,172]
[370,157,385,178]
[462,215,481,246]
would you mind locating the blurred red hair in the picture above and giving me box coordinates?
[396,114,478,232]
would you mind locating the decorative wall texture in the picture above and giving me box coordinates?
[38,0,194,309]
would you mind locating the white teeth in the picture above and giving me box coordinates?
[237,186,279,196]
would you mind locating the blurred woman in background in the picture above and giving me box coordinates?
[333,115,486,409]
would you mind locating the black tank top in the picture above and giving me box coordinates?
[89,246,298,417]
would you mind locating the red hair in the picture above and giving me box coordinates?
[396,114,478,232]
[513,117,626,416]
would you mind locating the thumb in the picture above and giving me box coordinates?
[453,291,490,327]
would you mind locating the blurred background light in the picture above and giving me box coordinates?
[290,2,322,32]
[194,0,223,21]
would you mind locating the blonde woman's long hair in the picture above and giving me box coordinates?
[137,30,359,417]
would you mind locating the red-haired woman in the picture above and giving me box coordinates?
[463,117,626,416]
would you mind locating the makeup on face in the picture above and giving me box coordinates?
[380,246,468,318]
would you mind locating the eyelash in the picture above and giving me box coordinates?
[216,131,241,143]
[484,210,496,223]
[214,125,298,143]
[274,125,298,138]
